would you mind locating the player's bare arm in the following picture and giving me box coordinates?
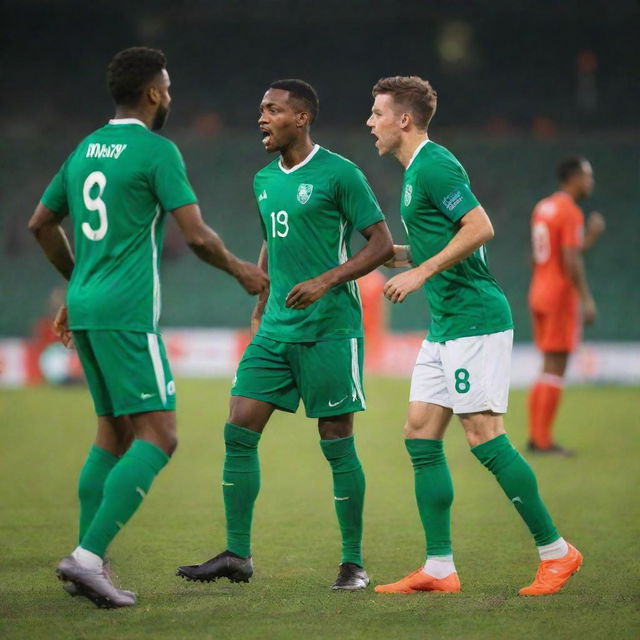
[250,242,269,336]
[384,205,494,303]
[562,246,596,324]
[28,203,74,280]
[172,203,268,295]
[384,244,412,268]
[285,220,393,310]
[583,211,605,250]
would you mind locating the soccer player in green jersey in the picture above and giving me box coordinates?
[28,47,268,608]
[177,79,393,590]
[366,76,583,597]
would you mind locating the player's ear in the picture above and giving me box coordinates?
[296,111,310,128]
[147,85,161,106]
[400,112,412,129]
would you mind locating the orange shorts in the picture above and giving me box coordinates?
[531,304,581,353]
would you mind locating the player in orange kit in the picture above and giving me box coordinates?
[527,156,605,455]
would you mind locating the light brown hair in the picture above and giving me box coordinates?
[372,76,437,130]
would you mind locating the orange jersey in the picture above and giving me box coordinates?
[528,191,584,312]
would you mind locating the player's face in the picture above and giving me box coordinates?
[151,69,172,131]
[576,161,594,199]
[367,93,403,156]
[258,89,301,153]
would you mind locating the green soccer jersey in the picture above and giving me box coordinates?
[401,139,513,342]
[41,119,197,333]
[254,145,385,342]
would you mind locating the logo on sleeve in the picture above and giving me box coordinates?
[297,183,313,204]
[404,184,413,206]
[443,189,463,211]
[258,190,268,201]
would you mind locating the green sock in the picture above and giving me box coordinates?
[405,438,454,557]
[320,436,365,566]
[223,423,261,558]
[471,434,559,546]
[80,440,169,557]
[77,444,119,543]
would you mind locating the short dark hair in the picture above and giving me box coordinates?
[270,79,319,124]
[107,47,167,106]
[557,156,589,183]
[372,76,438,130]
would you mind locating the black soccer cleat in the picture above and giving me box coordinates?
[176,550,253,584]
[331,562,370,591]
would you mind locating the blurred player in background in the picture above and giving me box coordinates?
[176,79,393,591]
[367,75,582,597]
[28,46,267,608]
[528,157,605,455]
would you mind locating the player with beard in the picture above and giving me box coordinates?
[177,79,393,590]
[28,46,268,608]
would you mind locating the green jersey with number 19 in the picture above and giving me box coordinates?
[254,145,385,342]
[40,119,198,333]
[401,139,513,342]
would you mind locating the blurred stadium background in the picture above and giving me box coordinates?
[2,4,639,639]
[1,0,638,386]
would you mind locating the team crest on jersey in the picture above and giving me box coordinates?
[404,184,413,206]
[297,183,313,205]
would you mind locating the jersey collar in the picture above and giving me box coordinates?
[108,118,148,128]
[278,144,320,174]
[406,137,430,170]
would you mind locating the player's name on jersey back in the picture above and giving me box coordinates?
[86,143,128,159]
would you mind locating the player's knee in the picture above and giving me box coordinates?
[160,429,178,457]
[460,413,505,448]
[403,421,418,438]
[404,418,433,439]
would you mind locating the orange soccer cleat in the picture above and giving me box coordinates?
[374,568,461,594]
[518,543,583,596]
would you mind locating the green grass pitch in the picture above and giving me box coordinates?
[1,379,638,639]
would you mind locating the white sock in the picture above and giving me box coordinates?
[422,555,456,578]
[72,546,103,571]
[537,537,569,561]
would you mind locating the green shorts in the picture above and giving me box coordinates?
[231,335,366,418]
[73,330,176,417]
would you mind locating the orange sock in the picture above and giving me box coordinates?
[528,374,563,448]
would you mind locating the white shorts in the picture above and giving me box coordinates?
[409,330,513,415]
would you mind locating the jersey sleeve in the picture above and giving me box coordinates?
[334,163,385,230]
[421,155,480,222]
[253,175,267,240]
[150,140,198,211]
[560,204,585,249]
[40,156,71,217]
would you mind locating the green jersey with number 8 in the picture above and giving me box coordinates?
[254,145,385,342]
[40,119,198,333]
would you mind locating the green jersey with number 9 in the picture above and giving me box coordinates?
[40,119,198,333]
[401,139,513,342]
[254,145,385,342]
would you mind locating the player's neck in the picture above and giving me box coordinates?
[113,107,152,129]
[559,186,580,202]
[396,131,430,168]
[280,137,315,170]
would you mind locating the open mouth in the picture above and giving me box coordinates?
[260,128,272,145]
